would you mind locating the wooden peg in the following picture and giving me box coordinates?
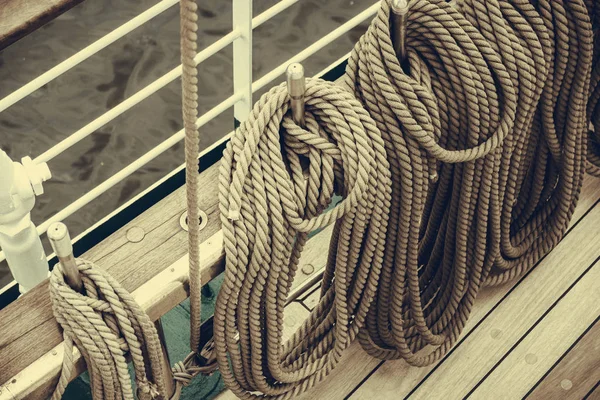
[286,63,306,127]
[48,222,83,293]
[391,0,409,62]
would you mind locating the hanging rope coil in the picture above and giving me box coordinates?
[344,0,519,364]
[486,0,591,283]
[340,0,591,365]
[49,260,167,400]
[214,78,392,399]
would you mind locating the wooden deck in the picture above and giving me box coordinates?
[0,145,597,400]
[0,0,83,49]
[217,174,600,400]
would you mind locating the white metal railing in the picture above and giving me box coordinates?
[0,0,378,273]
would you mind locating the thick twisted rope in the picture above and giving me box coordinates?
[345,0,518,364]
[47,0,598,398]
[214,78,392,399]
[215,1,593,396]
[343,0,591,365]
[49,260,167,400]
[179,0,202,355]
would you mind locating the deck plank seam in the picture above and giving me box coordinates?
[297,301,312,313]
[523,315,600,398]
[344,360,386,400]
[463,257,600,398]
[347,198,600,400]
[583,380,600,399]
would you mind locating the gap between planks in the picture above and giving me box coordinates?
[526,317,600,399]
[347,176,600,400]
[213,177,600,400]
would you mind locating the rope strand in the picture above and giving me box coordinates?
[50,260,167,400]
[214,78,392,399]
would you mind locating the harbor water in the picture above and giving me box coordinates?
[0,0,373,288]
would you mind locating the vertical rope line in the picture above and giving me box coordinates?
[180,0,202,353]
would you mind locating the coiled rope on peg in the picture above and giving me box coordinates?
[344,0,519,364]
[343,0,591,364]
[214,78,392,399]
[49,260,167,400]
[473,0,591,282]
[48,1,208,399]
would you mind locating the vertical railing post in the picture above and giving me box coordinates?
[232,0,253,128]
[0,149,51,293]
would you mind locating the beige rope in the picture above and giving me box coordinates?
[49,2,206,399]
[214,78,392,399]
[345,0,518,364]
[215,0,593,397]
[49,260,167,400]
[46,0,598,399]
[179,0,202,355]
[174,0,221,392]
[344,0,591,364]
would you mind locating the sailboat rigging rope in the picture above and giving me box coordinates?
[180,0,203,356]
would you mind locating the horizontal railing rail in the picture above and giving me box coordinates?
[0,0,378,284]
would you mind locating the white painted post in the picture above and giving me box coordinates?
[232,0,253,126]
[0,149,51,293]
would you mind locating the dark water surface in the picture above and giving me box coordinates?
[0,0,374,287]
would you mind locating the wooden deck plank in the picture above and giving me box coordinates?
[0,0,83,50]
[587,383,600,399]
[470,261,600,399]
[572,175,600,226]
[395,207,600,399]
[0,163,221,389]
[349,177,600,400]
[527,318,600,400]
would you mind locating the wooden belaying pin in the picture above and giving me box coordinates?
[286,62,306,127]
[391,0,409,62]
[48,222,84,293]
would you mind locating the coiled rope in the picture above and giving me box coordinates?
[343,0,513,363]
[50,260,167,400]
[49,1,206,399]
[47,0,598,398]
[214,78,392,399]
[343,0,591,364]
[215,0,593,396]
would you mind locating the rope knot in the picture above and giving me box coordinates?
[173,349,219,390]
[137,380,162,400]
